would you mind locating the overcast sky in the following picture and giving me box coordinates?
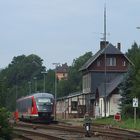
[0,0,140,69]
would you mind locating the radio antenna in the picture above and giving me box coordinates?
[104,3,107,118]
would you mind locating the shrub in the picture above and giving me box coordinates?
[121,104,140,118]
[0,107,12,140]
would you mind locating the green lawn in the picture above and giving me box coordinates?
[94,116,140,131]
[58,116,140,131]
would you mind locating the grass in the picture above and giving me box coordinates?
[94,116,140,131]
[58,116,140,131]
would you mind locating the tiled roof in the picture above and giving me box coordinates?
[104,43,122,54]
[80,43,131,71]
[56,63,68,73]
[79,49,104,71]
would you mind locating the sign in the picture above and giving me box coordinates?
[133,98,138,107]
[114,113,121,121]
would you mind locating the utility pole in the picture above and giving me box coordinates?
[52,63,60,121]
[33,77,37,93]
[28,81,31,95]
[41,71,47,92]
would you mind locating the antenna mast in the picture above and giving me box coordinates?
[104,3,107,117]
[104,4,106,42]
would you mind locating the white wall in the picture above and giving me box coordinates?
[99,97,110,117]
[109,94,121,115]
[99,98,104,117]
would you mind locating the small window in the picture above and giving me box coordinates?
[122,61,126,66]
[106,57,116,66]
[71,101,78,111]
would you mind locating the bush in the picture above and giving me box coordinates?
[121,104,140,118]
[0,107,12,140]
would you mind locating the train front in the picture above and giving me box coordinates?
[34,93,54,122]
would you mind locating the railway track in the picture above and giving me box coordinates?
[93,123,140,139]
[12,121,140,140]
[13,125,95,140]
[13,127,65,140]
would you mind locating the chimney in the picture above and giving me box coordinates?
[117,43,121,50]
[100,41,109,49]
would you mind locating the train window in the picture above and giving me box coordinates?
[35,98,51,104]
[17,98,32,112]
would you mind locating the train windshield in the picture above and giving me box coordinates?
[35,97,52,105]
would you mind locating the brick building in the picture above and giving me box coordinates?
[56,63,68,80]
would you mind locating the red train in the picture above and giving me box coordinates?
[15,93,54,122]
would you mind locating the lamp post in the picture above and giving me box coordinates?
[52,62,60,121]
[41,71,47,93]
[33,77,37,93]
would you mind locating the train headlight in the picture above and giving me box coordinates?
[37,105,39,109]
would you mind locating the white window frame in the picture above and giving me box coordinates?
[122,60,126,66]
[106,57,116,66]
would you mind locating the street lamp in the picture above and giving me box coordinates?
[33,77,37,93]
[41,71,47,93]
[52,62,60,121]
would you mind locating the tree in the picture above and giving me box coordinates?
[57,52,93,97]
[45,69,55,94]
[126,42,140,64]
[0,107,12,140]
[127,42,140,98]
[0,54,46,110]
[119,68,134,117]
[119,42,140,117]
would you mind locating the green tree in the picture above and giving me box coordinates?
[119,68,134,117]
[45,69,55,94]
[0,107,12,140]
[57,80,71,97]
[57,52,93,97]
[126,42,140,63]
[0,54,46,110]
[127,42,140,98]
[120,42,140,117]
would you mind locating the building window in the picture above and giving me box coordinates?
[71,101,78,111]
[122,60,126,66]
[83,74,91,93]
[106,57,116,66]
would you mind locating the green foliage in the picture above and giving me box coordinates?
[0,54,46,110]
[132,69,140,98]
[45,69,55,94]
[0,107,12,140]
[0,52,93,109]
[57,52,93,97]
[120,42,140,117]
[126,42,140,65]
[127,43,140,98]
[57,80,71,97]
[94,116,140,130]
[68,52,92,91]
[119,69,134,116]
